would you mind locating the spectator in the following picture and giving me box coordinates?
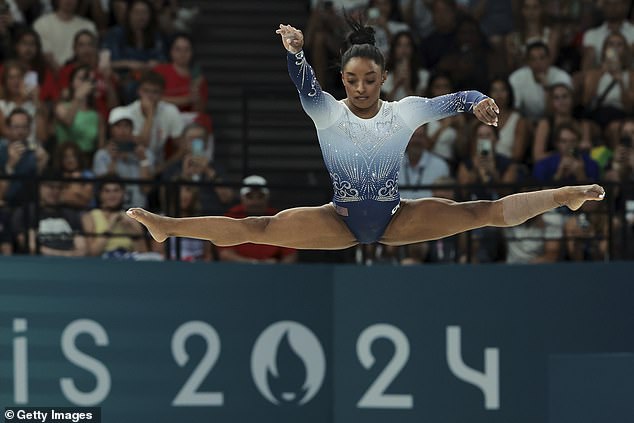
[509,41,573,121]
[82,180,147,257]
[398,0,434,40]
[33,0,97,70]
[0,60,47,144]
[303,0,348,91]
[9,27,59,102]
[0,108,48,206]
[533,82,593,162]
[582,31,634,130]
[161,122,232,214]
[398,124,449,199]
[93,106,154,208]
[218,175,298,264]
[457,121,518,199]
[102,0,167,103]
[533,122,600,183]
[564,201,608,261]
[155,183,213,261]
[5,0,51,26]
[458,0,515,47]
[423,72,464,164]
[581,0,634,71]
[382,30,428,100]
[504,211,563,264]
[366,0,409,56]
[436,15,497,93]
[118,71,184,165]
[153,32,208,114]
[419,0,460,69]
[505,0,560,72]
[58,29,119,120]
[51,141,95,210]
[488,77,528,162]
[0,0,23,63]
[12,169,87,257]
[54,64,105,160]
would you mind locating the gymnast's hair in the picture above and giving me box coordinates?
[340,14,385,71]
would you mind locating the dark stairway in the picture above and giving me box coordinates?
[189,0,333,208]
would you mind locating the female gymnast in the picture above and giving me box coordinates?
[126,21,605,250]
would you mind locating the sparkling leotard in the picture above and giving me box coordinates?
[287,51,488,243]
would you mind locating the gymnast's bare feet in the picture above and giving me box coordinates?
[555,184,606,211]
[126,208,169,243]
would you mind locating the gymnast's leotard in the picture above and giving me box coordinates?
[287,50,488,243]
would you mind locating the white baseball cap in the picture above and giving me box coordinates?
[240,175,270,196]
[108,106,135,128]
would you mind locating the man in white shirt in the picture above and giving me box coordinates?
[33,0,96,68]
[582,0,634,70]
[120,71,184,166]
[399,125,450,199]
[93,106,155,208]
[509,41,572,121]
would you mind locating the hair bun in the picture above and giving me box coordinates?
[344,14,376,46]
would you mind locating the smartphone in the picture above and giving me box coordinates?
[117,140,136,153]
[98,49,111,70]
[191,138,205,156]
[477,138,492,156]
[24,71,38,91]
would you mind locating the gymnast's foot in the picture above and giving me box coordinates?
[555,184,606,211]
[126,208,169,243]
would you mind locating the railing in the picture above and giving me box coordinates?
[1,173,630,263]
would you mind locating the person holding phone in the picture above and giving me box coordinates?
[533,123,600,184]
[92,106,154,208]
[57,29,120,120]
[54,64,105,163]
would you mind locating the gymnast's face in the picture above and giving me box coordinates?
[341,57,386,113]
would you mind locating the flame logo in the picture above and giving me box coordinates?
[251,321,326,405]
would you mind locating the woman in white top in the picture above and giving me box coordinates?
[382,30,429,101]
[0,60,47,144]
[488,77,527,162]
[505,0,559,72]
[583,31,634,129]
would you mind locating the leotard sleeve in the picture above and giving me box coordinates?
[397,91,489,130]
[287,50,342,129]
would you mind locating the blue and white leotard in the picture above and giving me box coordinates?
[287,50,488,244]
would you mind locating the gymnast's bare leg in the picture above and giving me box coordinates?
[380,184,605,246]
[127,184,605,249]
[126,203,358,250]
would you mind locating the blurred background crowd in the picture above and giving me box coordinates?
[1,0,634,265]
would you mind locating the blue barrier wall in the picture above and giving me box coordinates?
[0,257,632,423]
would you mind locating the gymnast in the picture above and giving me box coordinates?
[126,20,605,250]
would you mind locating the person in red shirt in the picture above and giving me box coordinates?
[218,175,297,264]
[7,28,59,103]
[153,33,208,114]
[58,29,120,120]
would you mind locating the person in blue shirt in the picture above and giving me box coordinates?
[533,122,600,183]
[126,21,605,251]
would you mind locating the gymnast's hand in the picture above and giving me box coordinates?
[473,97,499,127]
[276,24,304,54]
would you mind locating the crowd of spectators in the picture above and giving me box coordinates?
[2,0,634,265]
